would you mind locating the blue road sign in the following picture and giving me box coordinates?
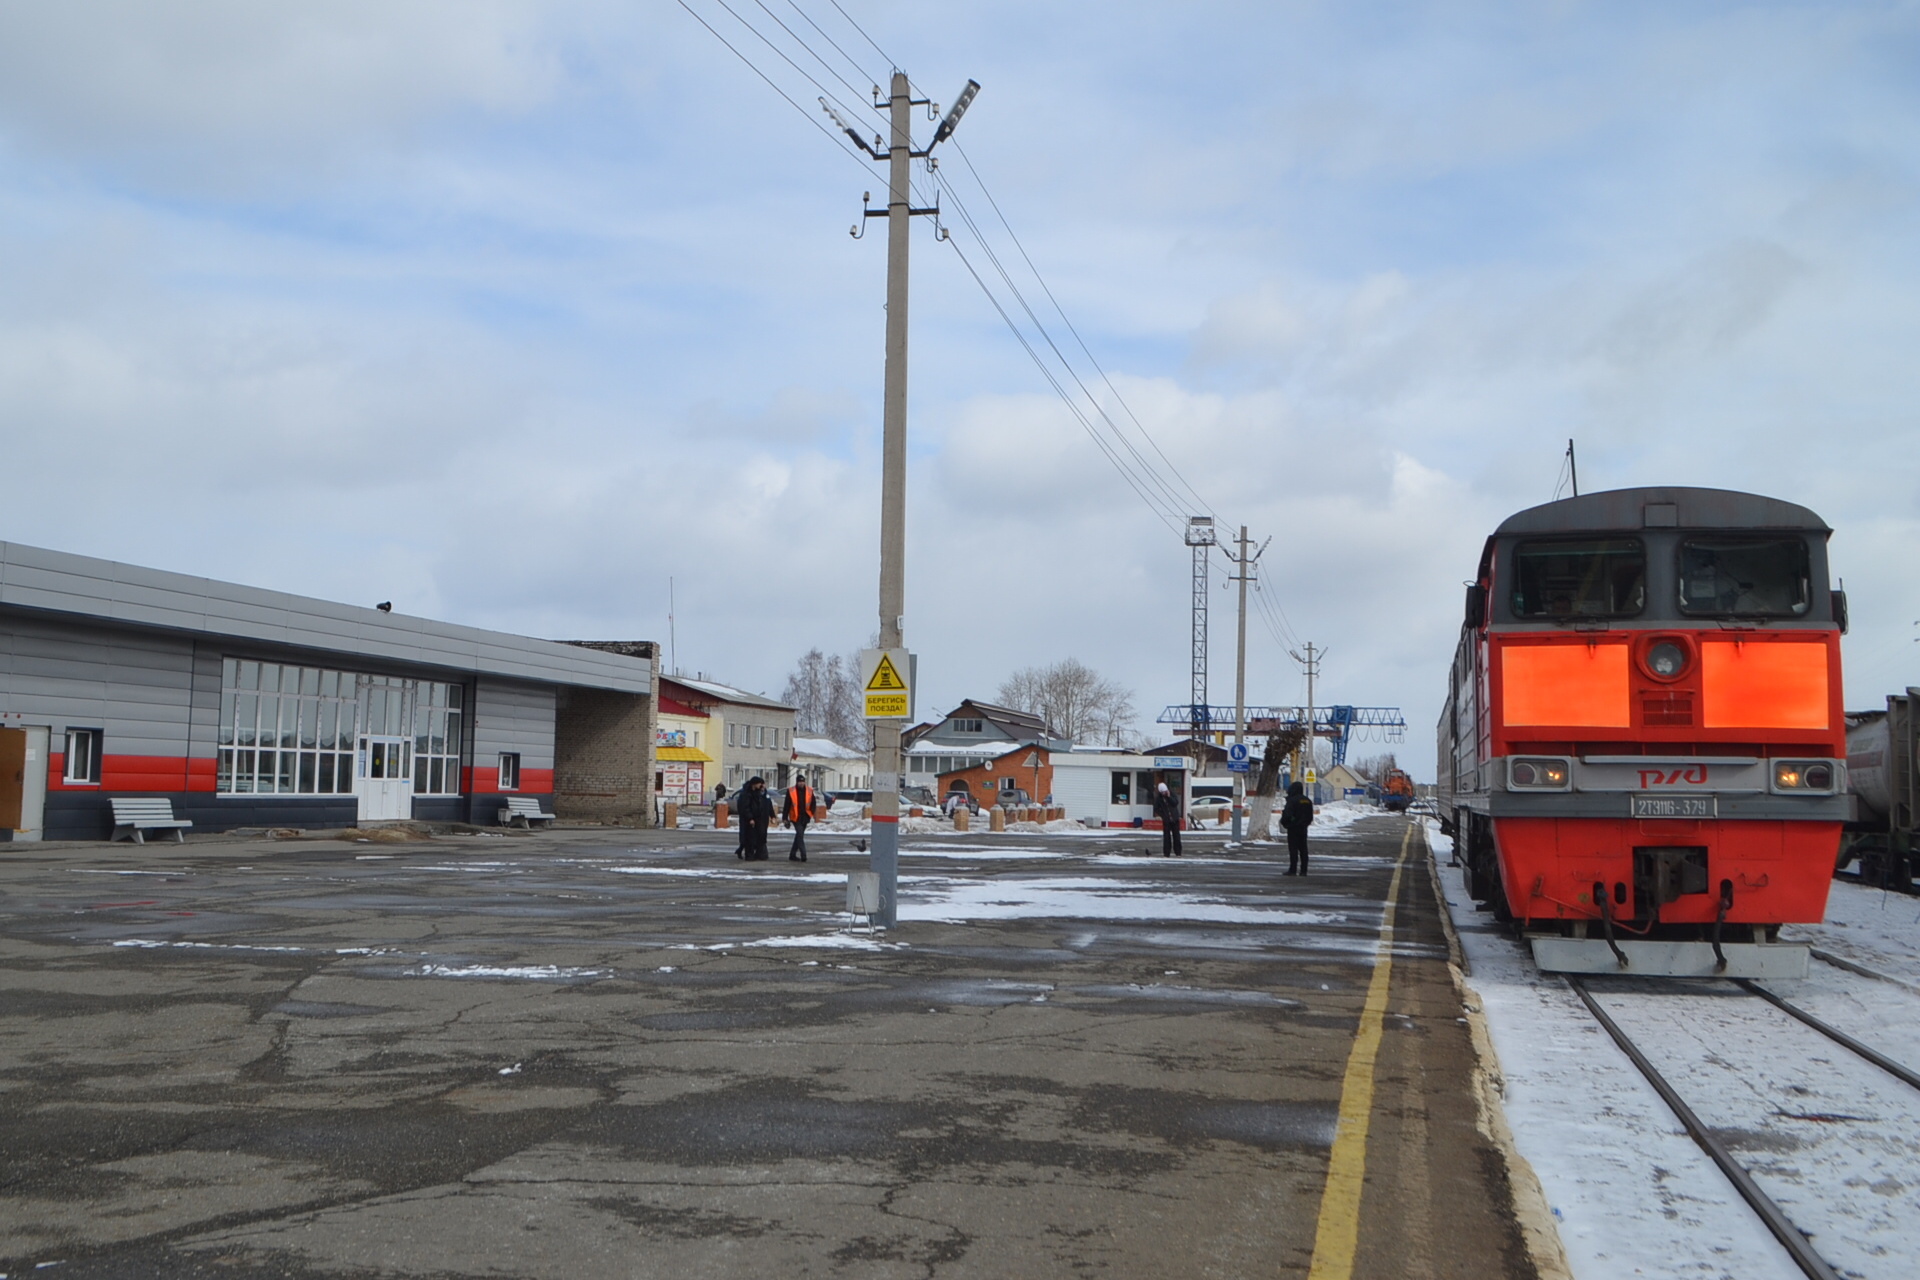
[1227,743,1251,773]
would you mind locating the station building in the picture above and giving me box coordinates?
[0,541,658,841]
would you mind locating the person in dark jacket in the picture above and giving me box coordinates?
[783,777,817,862]
[1280,781,1314,875]
[738,776,774,861]
[1152,780,1184,857]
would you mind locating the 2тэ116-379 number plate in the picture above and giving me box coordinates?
[1630,794,1717,819]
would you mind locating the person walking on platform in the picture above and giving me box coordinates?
[783,777,817,862]
[1153,781,1184,857]
[1280,780,1314,875]
[738,776,773,862]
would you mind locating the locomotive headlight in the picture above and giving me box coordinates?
[1646,640,1688,679]
[1508,756,1572,791]
[1771,760,1840,793]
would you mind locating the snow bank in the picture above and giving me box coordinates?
[1785,879,1920,986]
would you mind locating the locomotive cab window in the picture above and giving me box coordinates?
[1510,538,1645,619]
[1677,536,1811,617]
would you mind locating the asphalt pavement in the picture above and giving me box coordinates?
[0,815,1537,1278]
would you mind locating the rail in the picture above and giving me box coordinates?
[1567,976,1845,1280]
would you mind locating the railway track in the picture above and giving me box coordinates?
[1569,961,1920,1280]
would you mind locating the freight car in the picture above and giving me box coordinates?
[1838,691,1920,892]
[1436,487,1849,977]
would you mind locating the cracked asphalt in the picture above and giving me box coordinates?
[0,816,1535,1278]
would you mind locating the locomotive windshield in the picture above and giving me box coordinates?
[1510,538,1645,619]
[1677,536,1811,617]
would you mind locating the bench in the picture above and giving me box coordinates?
[110,797,193,844]
[499,796,556,829]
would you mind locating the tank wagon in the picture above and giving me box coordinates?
[1436,487,1848,977]
[1839,691,1920,892]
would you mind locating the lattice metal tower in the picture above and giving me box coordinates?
[1185,517,1216,735]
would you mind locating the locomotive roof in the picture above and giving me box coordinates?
[1494,486,1829,536]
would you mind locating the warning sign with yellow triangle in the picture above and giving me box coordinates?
[859,648,913,719]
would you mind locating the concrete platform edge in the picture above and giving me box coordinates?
[1420,823,1574,1280]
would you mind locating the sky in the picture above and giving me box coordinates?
[2,1,1917,778]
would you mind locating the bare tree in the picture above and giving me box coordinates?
[1353,752,1400,783]
[1248,723,1308,841]
[995,658,1137,745]
[781,649,870,750]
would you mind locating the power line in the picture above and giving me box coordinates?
[932,169,1199,526]
[678,0,1309,658]
[753,0,875,110]
[709,0,878,138]
[783,0,885,90]
[947,141,1218,523]
[943,234,1184,534]
[673,0,872,170]
[827,0,896,71]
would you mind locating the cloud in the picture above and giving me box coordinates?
[3,2,1919,773]
[0,1,568,183]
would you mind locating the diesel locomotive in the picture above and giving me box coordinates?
[1436,487,1848,976]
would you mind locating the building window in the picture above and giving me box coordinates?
[954,718,984,734]
[498,753,521,792]
[727,723,737,747]
[215,659,464,797]
[63,729,102,784]
[755,725,765,748]
[1110,771,1132,804]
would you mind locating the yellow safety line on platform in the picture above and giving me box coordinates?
[1307,822,1413,1280]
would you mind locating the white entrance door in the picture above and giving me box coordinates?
[355,735,414,822]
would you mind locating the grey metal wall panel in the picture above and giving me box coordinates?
[0,614,196,755]
[187,643,222,760]
[474,679,555,770]
[1,540,652,694]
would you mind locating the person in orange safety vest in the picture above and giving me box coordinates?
[782,779,817,862]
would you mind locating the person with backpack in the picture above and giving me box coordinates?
[1280,780,1314,875]
[1152,780,1184,857]
[783,776,817,862]
[737,776,774,862]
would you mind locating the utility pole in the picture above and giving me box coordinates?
[826,72,978,928]
[1227,527,1266,842]
[1288,642,1321,788]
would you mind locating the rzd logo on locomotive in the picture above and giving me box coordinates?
[1637,765,1709,788]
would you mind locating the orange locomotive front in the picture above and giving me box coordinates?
[1437,487,1848,976]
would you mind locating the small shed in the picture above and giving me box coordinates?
[1050,750,1190,827]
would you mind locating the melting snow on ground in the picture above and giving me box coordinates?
[897,875,1346,926]
[739,933,902,951]
[410,963,607,981]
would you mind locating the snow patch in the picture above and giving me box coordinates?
[410,964,606,981]
[898,876,1346,926]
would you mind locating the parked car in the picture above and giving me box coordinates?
[994,788,1033,809]
[943,789,981,816]
[902,784,938,810]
